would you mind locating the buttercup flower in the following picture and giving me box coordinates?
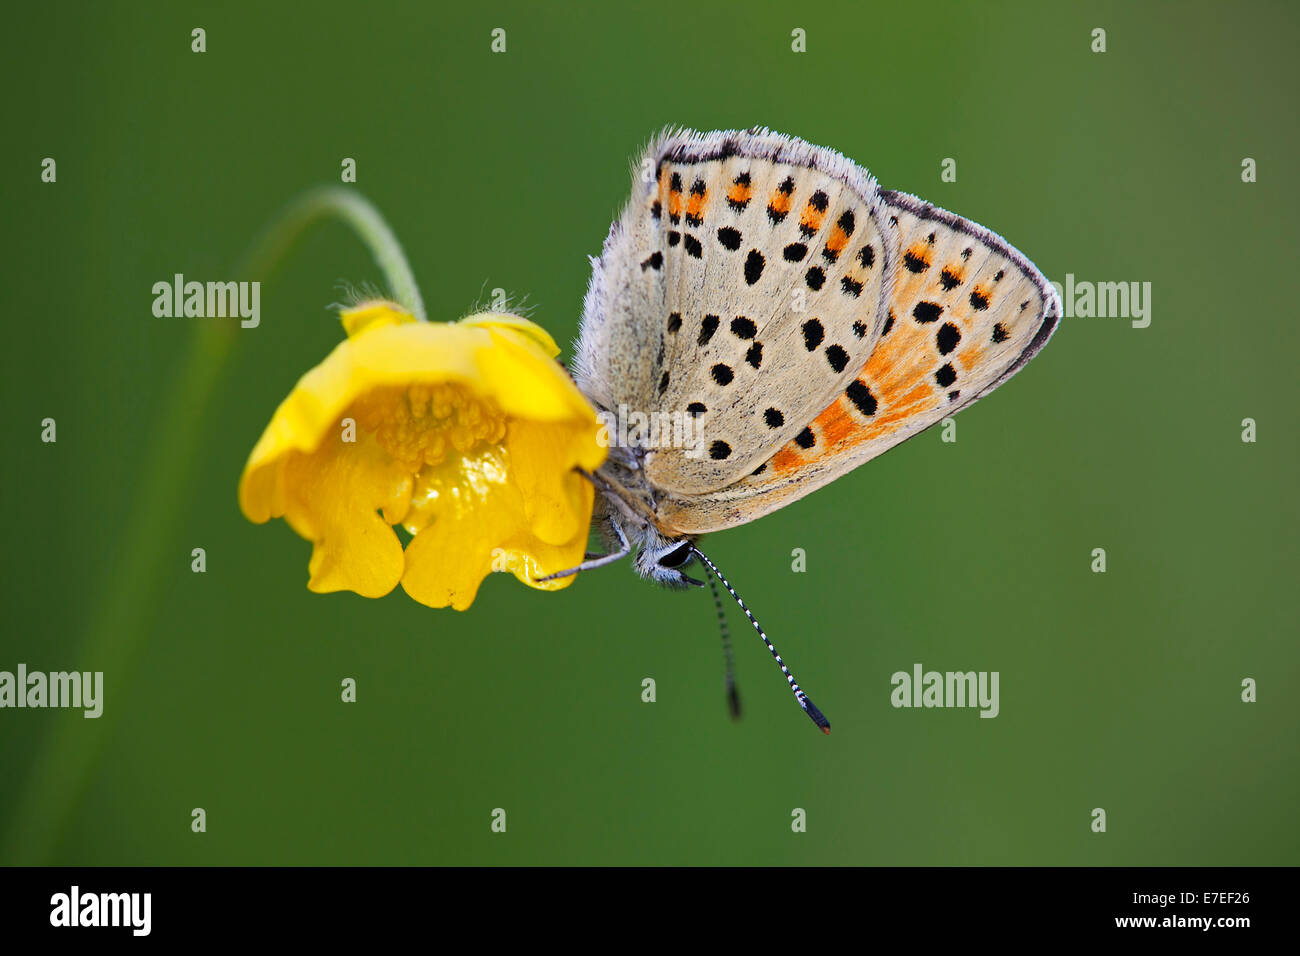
[239,300,605,610]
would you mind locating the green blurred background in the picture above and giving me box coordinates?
[3,0,1296,865]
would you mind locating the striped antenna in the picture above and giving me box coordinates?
[706,573,742,719]
[691,546,830,734]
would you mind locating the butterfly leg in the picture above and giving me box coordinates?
[532,515,631,583]
[577,467,613,495]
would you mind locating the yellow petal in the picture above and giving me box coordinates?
[340,299,417,337]
[280,431,412,598]
[400,488,513,610]
[473,328,601,425]
[460,312,562,358]
[400,468,589,610]
[506,420,596,546]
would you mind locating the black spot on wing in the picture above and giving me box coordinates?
[730,316,757,339]
[846,380,877,417]
[936,322,961,355]
[802,318,824,351]
[913,301,943,323]
[698,314,719,346]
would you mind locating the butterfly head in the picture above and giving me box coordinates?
[624,524,704,590]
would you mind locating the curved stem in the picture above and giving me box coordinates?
[4,189,421,864]
[238,186,427,320]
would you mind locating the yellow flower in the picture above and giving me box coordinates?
[239,300,605,610]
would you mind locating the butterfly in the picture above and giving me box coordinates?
[544,127,1061,733]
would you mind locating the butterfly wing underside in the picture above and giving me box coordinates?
[574,128,896,493]
[575,128,1061,537]
[656,188,1062,534]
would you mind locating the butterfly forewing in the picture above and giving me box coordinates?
[575,128,896,494]
[651,137,896,493]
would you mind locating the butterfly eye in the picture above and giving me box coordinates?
[658,542,694,569]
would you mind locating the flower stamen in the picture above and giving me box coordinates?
[353,384,507,473]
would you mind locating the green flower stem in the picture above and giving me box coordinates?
[238,187,427,321]
[4,190,422,864]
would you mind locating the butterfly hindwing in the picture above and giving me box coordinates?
[656,188,1061,534]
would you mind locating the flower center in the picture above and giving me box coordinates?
[352,384,507,473]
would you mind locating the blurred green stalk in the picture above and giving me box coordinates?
[4,188,423,863]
